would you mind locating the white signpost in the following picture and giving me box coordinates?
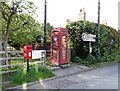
[82,33,96,53]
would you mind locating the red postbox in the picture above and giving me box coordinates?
[50,28,68,65]
[24,45,32,59]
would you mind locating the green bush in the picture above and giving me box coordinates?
[85,54,96,64]
[102,52,118,62]
[72,56,81,62]
[72,56,90,65]
[66,20,118,64]
[1,68,7,71]
[71,52,118,65]
[10,65,21,70]
[95,55,104,63]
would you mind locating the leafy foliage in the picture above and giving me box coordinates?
[8,16,41,50]
[8,22,54,50]
[85,54,96,64]
[0,0,38,64]
[72,56,90,65]
[66,20,118,64]
[1,0,37,45]
[1,0,54,50]
[38,23,54,42]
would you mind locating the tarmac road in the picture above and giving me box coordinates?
[23,63,118,90]
[63,63,118,89]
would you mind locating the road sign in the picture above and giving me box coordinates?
[82,33,96,42]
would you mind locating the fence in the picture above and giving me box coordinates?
[0,50,50,74]
[0,49,71,74]
[0,51,24,61]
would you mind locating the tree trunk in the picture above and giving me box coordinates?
[0,7,3,65]
[0,34,2,65]
[1,30,11,65]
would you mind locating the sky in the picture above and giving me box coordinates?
[32,0,119,30]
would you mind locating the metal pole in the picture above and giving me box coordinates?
[27,59,29,72]
[89,41,92,54]
[43,0,47,50]
[97,0,100,54]
[43,50,46,67]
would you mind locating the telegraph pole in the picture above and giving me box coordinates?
[98,0,100,28]
[43,0,47,50]
[97,0,100,54]
[43,0,47,66]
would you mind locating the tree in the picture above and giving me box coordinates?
[40,23,54,40]
[0,0,37,64]
[37,23,54,48]
[8,22,54,50]
[8,15,41,50]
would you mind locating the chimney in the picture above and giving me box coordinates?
[78,8,86,20]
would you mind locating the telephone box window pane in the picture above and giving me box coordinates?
[53,53,57,59]
[52,30,58,33]
[62,36,67,60]
[52,35,58,59]
[62,56,66,60]
[61,30,67,33]
[53,50,57,53]
[52,35,58,50]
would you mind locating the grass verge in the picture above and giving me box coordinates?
[88,60,119,67]
[2,65,55,89]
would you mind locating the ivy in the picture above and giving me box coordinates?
[66,20,118,63]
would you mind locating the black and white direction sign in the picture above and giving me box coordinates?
[82,33,96,42]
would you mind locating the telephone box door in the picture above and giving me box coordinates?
[59,34,68,64]
[50,34,58,64]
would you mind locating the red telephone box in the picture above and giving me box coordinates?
[24,45,32,59]
[50,28,68,65]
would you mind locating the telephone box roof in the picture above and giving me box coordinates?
[51,28,68,32]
